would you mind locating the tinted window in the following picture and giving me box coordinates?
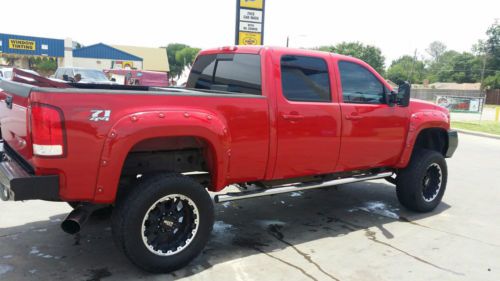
[338,61,385,104]
[280,55,331,102]
[187,54,261,95]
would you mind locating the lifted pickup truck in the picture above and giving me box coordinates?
[0,46,457,273]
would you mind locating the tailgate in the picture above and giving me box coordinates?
[0,80,33,165]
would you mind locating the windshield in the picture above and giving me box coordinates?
[75,69,109,81]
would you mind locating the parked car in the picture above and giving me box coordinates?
[0,46,457,273]
[105,69,169,87]
[54,67,117,84]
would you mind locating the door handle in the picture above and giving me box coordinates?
[282,114,304,121]
[345,114,363,121]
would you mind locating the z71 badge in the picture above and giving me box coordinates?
[89,110,111,122]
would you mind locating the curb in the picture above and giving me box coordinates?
[452,128,500,140]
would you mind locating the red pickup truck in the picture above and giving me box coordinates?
[0,46,457,273]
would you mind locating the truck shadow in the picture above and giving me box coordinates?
[0,181,452,280]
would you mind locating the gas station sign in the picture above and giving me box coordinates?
[236,0,265,45]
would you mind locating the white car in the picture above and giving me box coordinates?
[54,67,118,85]
[0,68,40,81]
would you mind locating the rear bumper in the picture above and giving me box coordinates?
[0,143,59,201]
[446,130,458,158]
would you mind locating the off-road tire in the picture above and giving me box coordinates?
[112,173,214,273]
[396,149,448,212]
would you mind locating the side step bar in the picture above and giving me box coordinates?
[214,171,393,203]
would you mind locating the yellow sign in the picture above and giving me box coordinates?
[8,39,36,51]
[238,32,262,45]
[240,0,263,9]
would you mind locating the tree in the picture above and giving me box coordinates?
[316,42,386,74]
[482,71,500,89]
[386,55,426,85]
[484,20,500,79]
[175,47,201,69]
[30,57,57,76]
[165,43,200,79]
[426,41,447,62]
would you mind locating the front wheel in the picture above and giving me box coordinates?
[112,174,214,273]
[396,149,448,212]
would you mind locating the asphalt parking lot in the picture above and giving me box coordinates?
[0,133,499,281]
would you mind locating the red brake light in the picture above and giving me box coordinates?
[220,46,238,51]
[30,103,65,157]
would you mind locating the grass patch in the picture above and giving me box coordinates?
[452,121,500,135]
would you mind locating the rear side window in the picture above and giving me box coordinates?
[187,54,261,95]
[338,61,385,104]
[280,55,331,102]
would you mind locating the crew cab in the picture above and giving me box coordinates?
[0,46,457,273]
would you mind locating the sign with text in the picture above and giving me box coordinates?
[8,39,36,51]
[236,0,265,45]
[436,95,484,113]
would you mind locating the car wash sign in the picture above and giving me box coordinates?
[235,0,265,45]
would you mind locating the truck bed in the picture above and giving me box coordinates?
[0,79,270,202]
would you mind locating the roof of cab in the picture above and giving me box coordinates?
[198,46,363,62]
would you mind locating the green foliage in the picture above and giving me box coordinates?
[386,55,426,85]
[428,51,482,83]
[484,21,500,78]
[165,43,200,79]
[317,42,385,74]
[30,57,57,76]
[482,72,500,89]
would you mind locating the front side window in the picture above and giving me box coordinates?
[338,61,385,104]
[280,55,331,102]
[187,54,261,95]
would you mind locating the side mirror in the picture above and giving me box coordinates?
[62,74,69,81]
[397,82,411,107]
[111,78,116,82]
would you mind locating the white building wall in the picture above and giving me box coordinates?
[63,38,73,67]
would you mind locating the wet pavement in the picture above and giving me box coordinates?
[0,133,499,281]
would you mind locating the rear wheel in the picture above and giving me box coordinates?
[396,149,447,212]
[112,173,214,273]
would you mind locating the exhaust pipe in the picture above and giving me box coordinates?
[61,204,102,235]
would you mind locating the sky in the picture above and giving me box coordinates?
[2,0,499,67]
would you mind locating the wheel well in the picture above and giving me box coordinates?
[413,128,448,156]
[120,136,214,187]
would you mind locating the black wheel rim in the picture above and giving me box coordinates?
[141,194,199,256]
[422,163,442,202]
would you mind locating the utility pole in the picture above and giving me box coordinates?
[407,49,418,83]
[286,36,289,48]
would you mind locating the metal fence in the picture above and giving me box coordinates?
[486,89,500,105]
[411,89,485,102]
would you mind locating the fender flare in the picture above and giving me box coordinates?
[92,109,231,203]
[395,110,449,168]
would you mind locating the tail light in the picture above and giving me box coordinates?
[30,103,66,157]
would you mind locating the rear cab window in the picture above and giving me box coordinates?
[187,53,261,95]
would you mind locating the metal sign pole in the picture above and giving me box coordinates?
[235,0,265,46]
